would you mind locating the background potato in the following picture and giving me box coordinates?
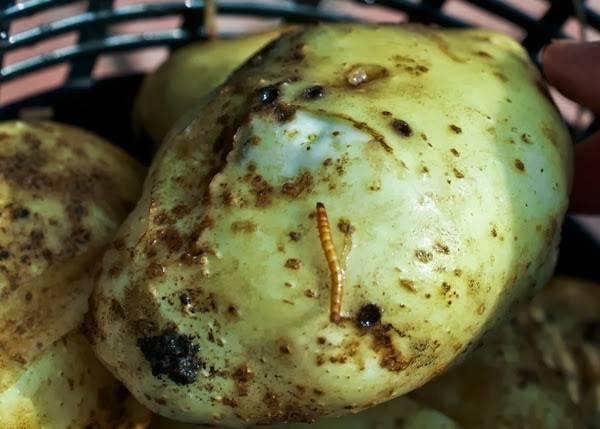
[90,24,572,427]
[517,276,600,427]
[134,28,292,148]
[0,121,144,390]
[0,331,151,429]
[0,121,146,426]
[412,320,582,428]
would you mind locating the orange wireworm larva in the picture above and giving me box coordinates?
[316,202,344,323]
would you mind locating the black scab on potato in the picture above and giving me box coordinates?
[137,328,203,385]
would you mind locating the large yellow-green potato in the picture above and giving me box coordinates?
[90,24,572,427]
[0,330,151,429]
[152,396,461,429]
[0,121,144,390]
[134,28,293,148]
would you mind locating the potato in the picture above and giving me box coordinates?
[134,28,293,148]
[0,121,146,425]
[0,121,144,390]
[152,396,461,429]
[412,319,582,428]
[153,306,582,429]
[0,330,151,428]
[518,276,600,427]
[89,24,572,427]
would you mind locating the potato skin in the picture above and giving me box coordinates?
[0,121,146,426]
[90,24,572,427]
[0,331,152,429]
[151,396,462,429]
[134,28,292,148]
[412,319,582,428]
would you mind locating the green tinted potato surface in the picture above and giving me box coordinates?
[91,24,572,427]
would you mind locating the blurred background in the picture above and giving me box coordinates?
[1,0,599,231]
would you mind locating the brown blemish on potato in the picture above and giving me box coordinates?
[285,258,302,270]
[345,64,388,87]
[145,262,165,278]
[521,133,532,144]
[303,85,324,100]
[514,159,525,172]
[391,119,413,137]
[450,148,460,157]
[367,323,411,372]
[399,279,417,292]
[280,344,291,354]
[475,50,492,58]
[231,220,257,233]
[449,124,462,134]
[433,241,450,254]
[541,125,558,147]
[171,204,192,218]
[227,304,240,319]
[304,289,318,298]
[453,168,465,179]
[415,249,433,263]
[493,71,509,82]
[232,364,254,396]
[337,218,355,234]
[281,172,313,198]
[289,231,301,241]
[477,304,486,315]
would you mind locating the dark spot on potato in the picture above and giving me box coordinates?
[281,172,313,198]
[179,293,191,306]
[345,64,388,87]
[257,85,280,105]
[337,218,355,234]
[453,168,465,179]
[356,304,382,329]
[231,220,257,233]
[303,85,324,100]
[514,159,525,171]
[227,305,240,319]
[399,279,416,292]
[317,337,326,345]
[280,344,291,354]
[450,148,460,157]
[415,249,433,263]
[391,119,413,137]
[494,71,509,82]
[433,241,450,254]
[475,50,492,58]
[381,111,392,116]
[521,133,532,144]
[491,228,498,238]
[146,262,165,278]
[11,206,30,220]
[289,231,301,242]
[449,124,462,134]
[0,249,10,260]
[137,328,203,385]
[285,258,302,270]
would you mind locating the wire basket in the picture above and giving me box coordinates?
[0,0,599,280]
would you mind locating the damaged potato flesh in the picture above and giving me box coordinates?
[90,24,572,427]
[134,28,294,148]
